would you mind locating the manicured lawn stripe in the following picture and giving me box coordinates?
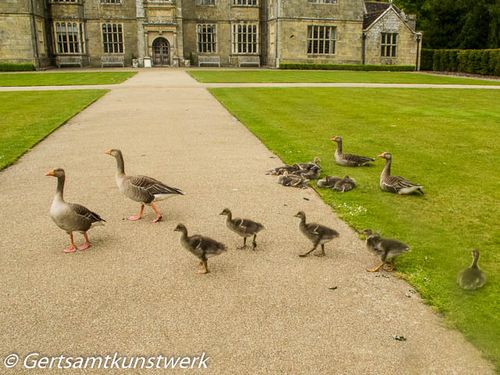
[0,72,136,87]
[189,70,500,85]
[209,87,500,369]
[0,90,108,170]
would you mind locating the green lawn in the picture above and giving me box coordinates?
[0,72,136,87]
[190,70,500,85]
[0,90,107,169]
[209,87,500,369]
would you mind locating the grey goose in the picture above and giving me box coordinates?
[105,149,183,223]
[331,136,375,167]
[294,211,339,257]
[46,168,105,253]
[362,229,410,272]
[378,152,424,195]
[220,208,265,249]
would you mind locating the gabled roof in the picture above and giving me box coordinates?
[363,1,415,33]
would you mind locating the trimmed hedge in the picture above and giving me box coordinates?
[0,63,35,72]
[424,49,500,76]
[279,63,415,71]
[420,49,434,71]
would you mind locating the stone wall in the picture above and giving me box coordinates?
[364,9,418,66]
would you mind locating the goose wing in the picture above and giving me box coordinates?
[130,175,184,196]
[189,235,226,257]
[382,175,421,192]
[69,203,105,224]
[343,153,375,165]
[234,218,264,234]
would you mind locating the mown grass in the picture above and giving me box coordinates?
[0,90,108,169]
[0,72,136,87]
[189,70,500,85]
[209,87,500,369]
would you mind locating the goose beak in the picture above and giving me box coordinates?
[377,153,385,158]
[104,149,112,155]
[330,136,338,141]
[45,170,55,176]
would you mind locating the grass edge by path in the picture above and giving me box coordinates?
[0,71,137,87]
[0,90,109,171]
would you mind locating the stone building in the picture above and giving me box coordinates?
[0,0,422,69]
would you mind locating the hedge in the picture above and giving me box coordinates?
[279,63,415,71]
[424,49,500,76]
[420,49,434,71]
[0,63,35,72]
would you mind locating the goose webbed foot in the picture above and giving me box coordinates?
[367,262,385,272]
[150,203,163,223]
[64,233,77,253]
[78,233,91,251]
[314,244,326,257]
[197,260,209,274]
[63,245,77,253]
[237,237,247,249]
[128,204,145,221]
[383,263,395,272]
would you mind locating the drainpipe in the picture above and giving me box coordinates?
[415,33,422,71]
[361,32,366,65]
[29,0,40,68]
[275,0,280,68]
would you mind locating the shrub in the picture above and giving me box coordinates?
[420,49,434,70]
[429,49,500,76]
[279,63,415,71]
[0,63,35,72]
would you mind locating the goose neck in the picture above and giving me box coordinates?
[382,158,391,177]
[471,252,480,268]
[115,152,125,176]
[55,175,65,200]
[336,140,343,154]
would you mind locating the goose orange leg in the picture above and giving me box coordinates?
[128,204,145,221]
[150,203,162,223]
[78,232,91,251]
[197,258,209,274]
[64,233,77,253]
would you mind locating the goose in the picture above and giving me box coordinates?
[293,165,321,180]
[174,224,226,274]
[331,136,374,167]
[457,249,486,290]
[333,175,356,192]
[278,171,309,189]
[267,164,300,176]
[317,176,342,189]
[378,152,424,195]
[294,157,321,171]
[46,168,105,253]
[362,229,410,272]
[220,208,265,249]
[105,149,183,222]
[294,211,339,257]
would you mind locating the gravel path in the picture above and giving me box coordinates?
[0,70,493,374]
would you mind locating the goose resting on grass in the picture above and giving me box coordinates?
[294,211,339,257]
[362,229,410,272]
[278,171,309,189]
[174,224,226,274]
[220,208,265,250]
[457,249,486,290]
[378,152,424,195]
[317,175,356,192]
[105,149,183,223]
[331,136,375,167]
[46,168,105,253]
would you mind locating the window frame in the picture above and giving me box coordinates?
[231,22,259,55]
[232,0,258,6]
[307,25,336,55]
[101,23,125,54]
[53,21,85,55]
[380,32,398,58]
[197,24,217,54]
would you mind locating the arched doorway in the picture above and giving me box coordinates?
[152,37,170,66]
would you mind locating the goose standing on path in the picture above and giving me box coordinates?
[457,250,486,290]
[362,229,410,272]
[220,208,265,250]
[174,224,226,274]
[294,211,339,257]
[105,149,183,223]
[46,169,105,253]
[331,136,375,167]
[378,152,424,195]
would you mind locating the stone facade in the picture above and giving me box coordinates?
[0,0,421,69]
